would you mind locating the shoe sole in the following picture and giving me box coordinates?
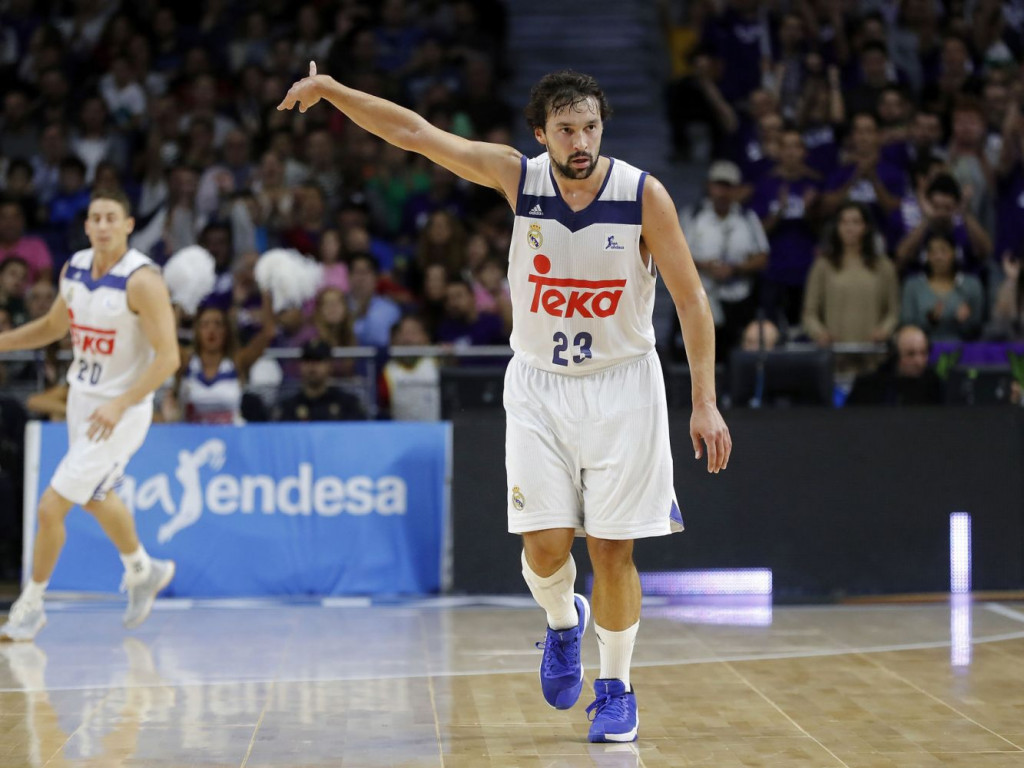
[0,616,46,643]
[589,714,639,743]
[540,593,591,710]
[124,561,176,630]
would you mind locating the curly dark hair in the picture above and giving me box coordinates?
[523,70,612,130]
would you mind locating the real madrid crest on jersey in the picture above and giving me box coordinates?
[527,223,542,250]
[512,485,525,510]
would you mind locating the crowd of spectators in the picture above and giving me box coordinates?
[0,0,513,423]
[665,0,1024,403]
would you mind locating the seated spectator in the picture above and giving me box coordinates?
[902,232,985,341]
[24,280,56,322]
[436,276,506,350]
[895,173,992,275]
[47,157,92,261]
[0,256,28,325]
[802,202,900,354]
[989,256,1023,339]
[348,252,402,348]
[273,339,366,422]
[740,318,781,352]
[0,198,53,284]
[419,262,449,339]
[472,255,512,336]
[379,315,441,421]
[682,160,768,358]
[296,286,358,378]
[3,158,43,230]
[171,296,276,424]
[846,325,944,405]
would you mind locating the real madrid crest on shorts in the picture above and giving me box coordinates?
[527,223,542,250]
[512,485,525,510]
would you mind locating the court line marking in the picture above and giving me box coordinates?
[985,603,1024,623]
[11,626,1024,695]
[724,661,852,768]
[239,680,273,768]
[857,652,1024,753]
[420,612,447,768]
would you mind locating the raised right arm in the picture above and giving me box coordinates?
[279,62,523,204]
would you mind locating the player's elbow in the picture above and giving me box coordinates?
[158,344,181,377]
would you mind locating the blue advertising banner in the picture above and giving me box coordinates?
[27,422,451,597]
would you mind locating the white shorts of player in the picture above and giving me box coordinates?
[50,388,153,505]
[504,349,682,540]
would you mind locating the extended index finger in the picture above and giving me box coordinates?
[310,60,317,77]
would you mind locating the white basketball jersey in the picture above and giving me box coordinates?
[508,154,656,375]
[60,248,157,402]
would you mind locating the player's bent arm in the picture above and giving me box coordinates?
[120,267,181,407]
[0,280,70,352]
[642,176,717,406]
[284,75,523,199]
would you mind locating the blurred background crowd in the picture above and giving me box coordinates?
[0,0,1020,432]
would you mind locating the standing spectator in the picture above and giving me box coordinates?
[821,112,905,223]
[894,173,991,274]
[348,253,402,348]
[0,199,52,284]
[736,110,783,189]
[70,95,130,182]
[30,123,67,208]
[844,41,900,116]
[3,159,42,229]
[796,59,844,177]
[379,315,441,421]
[845,325,944,405]
[682,160,768,357]
[946,96,995,229]
[802,202,900,352]
[701,0,769,105]
[882,109,946,174]
[0,88,37,161]
[273,339,366,422]
[196,129,255,219]
[901,232,984,341]
[750,129,821,328]
[99,55,148,130]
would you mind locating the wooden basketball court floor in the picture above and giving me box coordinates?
[3,596,1024,767]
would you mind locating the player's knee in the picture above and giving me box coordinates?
[37,495,69,529]
[523,530,574,572]
[587,538,634,572]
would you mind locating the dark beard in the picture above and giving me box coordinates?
[551,152,596,180]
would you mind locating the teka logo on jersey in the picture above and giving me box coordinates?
[115,439,408,543]
[528,254,626,318]
[68,310,117,355]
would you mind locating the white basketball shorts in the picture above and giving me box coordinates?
[50,388,153,505]
[504,349,683,540]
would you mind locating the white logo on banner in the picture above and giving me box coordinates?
[113,439,409,543]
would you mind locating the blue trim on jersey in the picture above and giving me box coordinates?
[65,261,153,293]
[65,266,129,291]
[515,158,641,233]
[637,171,648,204]
[669,499,684,527]
[516,155,527,203]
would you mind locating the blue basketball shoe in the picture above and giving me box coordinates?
[535,593,590,709]
[586,678,639,742]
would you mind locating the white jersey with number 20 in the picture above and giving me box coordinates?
[507,154,656,376]
[60,248,157,402]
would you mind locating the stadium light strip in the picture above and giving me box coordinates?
[586,568,773,596]
[950,512,972,595]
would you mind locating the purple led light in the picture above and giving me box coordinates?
[949,512,971,595]
[950,593,972,667]
[586,569,773,596]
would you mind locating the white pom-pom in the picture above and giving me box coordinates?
[163,246,216,314]
[255,248,324,312]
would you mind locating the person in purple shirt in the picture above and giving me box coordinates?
[796,58,844,178]
[882,110,946,174]
[736,111,783,192]
[884,154,948,254]
[435,277,506,359]
[822,112,906,226]
[701,0,768,104]
[894,173,992,276]
[995,161,1024,265]
[749,127,824,326]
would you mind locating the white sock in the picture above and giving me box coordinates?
[521,550,578,630]
[120,545,152,584]
[21,579,48,605]
[596,621,639,689]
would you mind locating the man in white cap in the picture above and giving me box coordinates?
[679,160,769,360]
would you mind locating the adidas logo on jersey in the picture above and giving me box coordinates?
[529,203,544,216]
[527,254,625,319]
